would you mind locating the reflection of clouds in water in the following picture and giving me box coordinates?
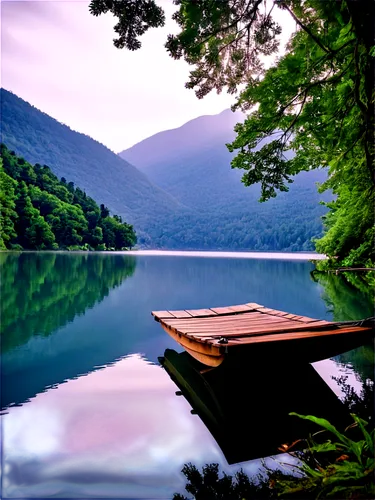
[3,407,63,455]
[150,444,174,462]
[148,396,203,464]
[168,396,194,433]
[150,398,204,463]
[4,355,216,469]
[149,397,195,463]
[3,351,332,497]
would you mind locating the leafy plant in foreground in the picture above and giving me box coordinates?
[173,413,375,499]
[275,413,375,499]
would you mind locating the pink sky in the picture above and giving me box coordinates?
[2,0,294,152]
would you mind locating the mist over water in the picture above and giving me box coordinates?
[125,249,326,260]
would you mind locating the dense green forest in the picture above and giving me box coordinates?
[0,144,137,250]
[0,252,136,352]
[95,0,375,267]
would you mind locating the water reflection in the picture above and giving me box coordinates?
[1,252,136,352]
[2,355,220,498]
[1,252,137,410]
[311,270,374,387]
[1,253,374,498]
[159,349,351,465]
[311,271,374,321]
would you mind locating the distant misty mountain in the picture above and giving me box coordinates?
[122,109,242,170]
[0,88,188,245]
[120,110,328,251]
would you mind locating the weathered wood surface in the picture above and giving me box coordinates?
[152,303,374,367]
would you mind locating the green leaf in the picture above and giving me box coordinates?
[351,414,374,453]
[289,413,352,447]
[309,441,338,453]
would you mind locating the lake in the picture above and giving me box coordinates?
[1,251,374,499]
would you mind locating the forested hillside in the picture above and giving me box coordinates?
[0,88,188,244]
[120,111,329,251]
[0,144,136,250]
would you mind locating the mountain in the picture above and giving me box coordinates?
[123,108,242,170]
[0,88,188,245]
[120,110,329,251]
[2,88,328,251]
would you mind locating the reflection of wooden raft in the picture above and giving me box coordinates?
[159,349,352,464]
[152,303,374,367]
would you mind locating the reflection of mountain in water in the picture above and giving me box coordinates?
[160,349,351,465]
[311,272,374,383]
[1,252,136,410]
[1,252,136,351]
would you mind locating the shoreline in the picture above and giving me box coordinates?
[1,249,326,260]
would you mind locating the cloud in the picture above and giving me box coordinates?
[4,405,63,457]
[1,0,295,151]
[1,0,236,151]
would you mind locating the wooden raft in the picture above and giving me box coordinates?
[152,303,374,367]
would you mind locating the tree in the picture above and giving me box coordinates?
[99,216,135,249]
[14,181,40,248]
[90,0,374,265]
[0,160,18,248]
[25,215,56,249]
[100,203,110,219]
[0,145,137,250]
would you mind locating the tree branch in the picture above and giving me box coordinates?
[281,3,331,54]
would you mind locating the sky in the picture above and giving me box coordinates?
[1,0,294,152]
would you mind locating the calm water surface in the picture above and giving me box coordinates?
[1,251,374,498]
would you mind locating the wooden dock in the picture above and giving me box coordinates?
[152,303,374,367]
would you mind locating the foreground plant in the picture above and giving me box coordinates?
[173,413,375,499]
[275,413,375,498]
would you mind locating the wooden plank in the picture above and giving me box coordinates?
[185,309,218,317]
[222,326,372,346]
[291,315,318,322]
[184,320,332,337]
[209,306,240,315]
[162,312,273,326]
[168,310,193,319]
[209,303,264,315]
[171,317,295,332]
[228,304,254,313]
[245,303,263,309]
[164,314,324,327]
[194,320,332,336]
[255,307,277,314]
[267,310,290,317]
[294,315,320,323]
[162,315,292,332]
[250,309,317,322]
[152,310,175,319]
[166,315,309,329]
